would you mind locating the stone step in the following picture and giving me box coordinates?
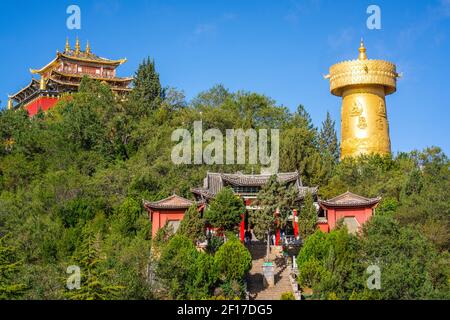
[246,245,294,300]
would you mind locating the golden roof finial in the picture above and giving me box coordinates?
[65,37,71,53]
[358,38,367,60]
[86,40,91,54]
[75,37,81,55]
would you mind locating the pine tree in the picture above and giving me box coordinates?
[178,205,206,243]
[131,57,163,113]
[0,234,26,300]
[319,111,340,163]
[297,192,318,241]
[66,226,123,300]
[204,188,245,232]
[280,105,321,185]
[250,176,298,259]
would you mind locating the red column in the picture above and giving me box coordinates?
[240,213,245,242]
[293,209,299,238]
[275,208,280,246]
[275,229,280,246]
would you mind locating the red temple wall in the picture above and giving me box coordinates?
[150,209,186,237]
[325,207,373,231]
[25,97,59,116]
[318,223,329,233]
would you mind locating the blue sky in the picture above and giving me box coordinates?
[1,0,449,154]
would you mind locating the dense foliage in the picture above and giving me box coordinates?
[297,215,449,300]
[297,192,317,241]
[178,205,206,243]
[156,234,250,299]
[0,234,26,299]
[0,57,448,300]
[204,188,246,232]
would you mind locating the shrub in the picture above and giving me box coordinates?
[214,236,252,282]
[280,292,295,300]
[204,188,245,231]
[178,205,206,243]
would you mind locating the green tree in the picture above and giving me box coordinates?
[296,229,362,299]
[112,197,142,237]
[250,175,297,258]
[0,234,26,299]
[156,234,218,299]
[280,105,320,185]
[319,111,339,163]
[297,192,318,241]
[204,188,245,232]
[360,215,449,300]
[178,204,206,243]
[214,235,252,282]
[66,226,123,300]
[131,57,163,113]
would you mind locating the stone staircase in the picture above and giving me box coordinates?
[246,242,294,300]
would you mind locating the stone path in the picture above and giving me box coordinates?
[246,242,294,300]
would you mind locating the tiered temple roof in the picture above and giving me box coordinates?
[191,171,317,200]
[9,38,132,110]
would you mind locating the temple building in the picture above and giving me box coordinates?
[143,171,317,243]
[144,194,203,237]
[192,171,317,244]
[317,191,381,234]
[8,38,132,116]
[191,171,317,206]
[325,39,400,159]
[143,174,379,241]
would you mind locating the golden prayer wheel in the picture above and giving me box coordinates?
[326,39,400,159]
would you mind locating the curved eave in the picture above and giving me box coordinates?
[10,79,40,101]
[30,56,60,75]
[59,52,127,66]
[191,188,215,199]
[318,198,381,209]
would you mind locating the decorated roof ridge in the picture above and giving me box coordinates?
[59,51,127,65]
[143,194,196,209]
[319,191,381,207]
[50,69,133,82]
[193,171,317,199]
[30,43,127,75]
[220,171,299,186]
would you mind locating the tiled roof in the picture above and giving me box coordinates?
[143,194,195,210]
[191,172,317,199]
[221,172,299,186]
[59,51,127,66]
[319,191,381,208]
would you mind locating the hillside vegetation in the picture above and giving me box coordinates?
[0,59,448,299]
